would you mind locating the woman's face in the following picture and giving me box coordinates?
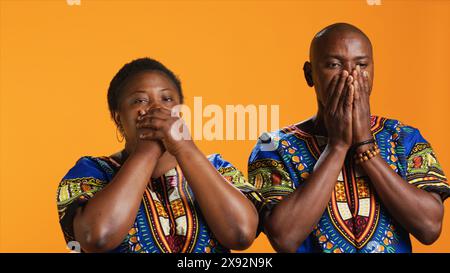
[114,70,181,148]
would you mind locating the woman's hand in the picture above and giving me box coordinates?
[133,112,165,158]
[136,107,195,157]
[324,70,354,149]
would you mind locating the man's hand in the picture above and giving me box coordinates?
[324,70,355,149]
[351,65,373,145]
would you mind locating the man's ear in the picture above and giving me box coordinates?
[303,61,314,87]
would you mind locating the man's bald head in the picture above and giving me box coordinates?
[309,23,373,63]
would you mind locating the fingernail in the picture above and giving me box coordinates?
[364,71,368,77]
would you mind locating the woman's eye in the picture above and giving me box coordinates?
[163,97,173,102]
[358,63,368,68]
[134,98,149,104]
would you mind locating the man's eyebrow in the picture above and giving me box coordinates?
[323,54,370,60]
[353,56,370,60]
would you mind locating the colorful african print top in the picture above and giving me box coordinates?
[248,116,450,253]
[57,154,262,253]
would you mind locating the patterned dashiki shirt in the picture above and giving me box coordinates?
[248,115,450,253]
[57,154,262,253]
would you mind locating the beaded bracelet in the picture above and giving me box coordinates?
[354,143,380,164]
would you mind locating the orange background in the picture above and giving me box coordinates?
[1,0,449,253]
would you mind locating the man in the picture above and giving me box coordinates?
[248,23,449,253]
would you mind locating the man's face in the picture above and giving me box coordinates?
[309,31,374,107]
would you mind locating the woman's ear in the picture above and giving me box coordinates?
[113,112,121,127]
[303,61,314,87]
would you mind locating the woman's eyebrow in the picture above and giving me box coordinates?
[128,88,173,96]
[158,88,175,92]
[130,90,147,95]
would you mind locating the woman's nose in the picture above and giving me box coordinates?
[139,102,163,116]
[138,109,147,116]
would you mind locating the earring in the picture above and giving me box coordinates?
[116,125,124,143]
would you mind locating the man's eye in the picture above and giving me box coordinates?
[327,63,341,69]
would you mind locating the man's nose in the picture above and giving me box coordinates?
[343,63,354,73]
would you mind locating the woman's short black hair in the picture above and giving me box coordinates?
[107,57,183,123]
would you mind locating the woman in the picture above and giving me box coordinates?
[56,58,261,253]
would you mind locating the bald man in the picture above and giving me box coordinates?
[248,23,450,253]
